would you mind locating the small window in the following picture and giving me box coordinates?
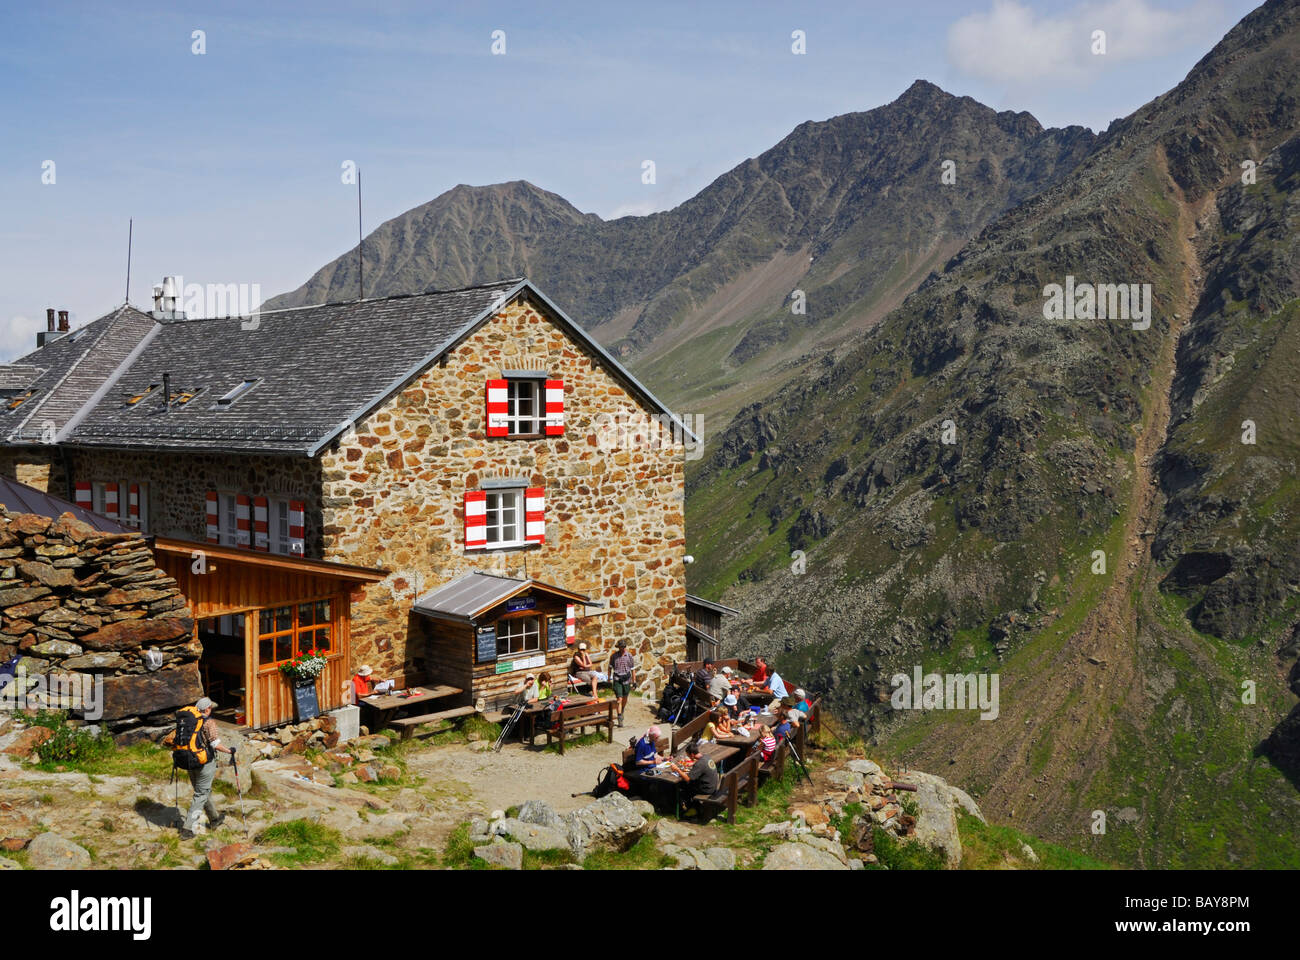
[5,389,36,412]
[506,380,540,436]
[485,489,523,546]
[498,616,541,656]
[125,384,159,406]
[217,380,259,406]
[170,387,203,406]
[219,493,238,547]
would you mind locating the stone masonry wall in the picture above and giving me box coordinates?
[0,449,58,494]
[319,293,688,694]
[0,509,200,739]
[60,449,323,551]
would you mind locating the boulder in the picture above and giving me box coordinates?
[763,842,848,870]
[2,726,53,758]
[80,616,194,652]
[562,793,648,859]
[60,652,126,671]
[652,819,696,842]
[662,844,713,870]
[206,842,254,871]
[518,799,562,829]
[704,847,736,870]
[498,819,570,852]
[798,833,849,865]
[759,821,794,840]
[791,802,829,826]
[474,841,523,870]
[99,663,203,721]
[26,832,91,870]
[907,773,962,869]
[847,759,882,776]
[0,837,31,852]
[343,844,400,867]
[824,769,865,791]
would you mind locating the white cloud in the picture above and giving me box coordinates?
[947,0,1224,84]
[605,200,663,219]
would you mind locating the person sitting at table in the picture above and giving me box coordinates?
[757,727,778,763]
[707,666,732,704]
[351,665,394,701]
[569,643,600,699]
[693,658,716,689]
[536,672,553,700]
[751,656,770,685]
[634,725,666,769]
[712,710,734,738]
[515,673,542,704]
[719,667,753,711]
[681,740,721,806]
[764,668,789,700]
[793,688,813,714]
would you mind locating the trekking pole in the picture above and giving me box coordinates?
[231,753,249,837]
[670,678,695,728]
[784,731,814,787]
[494,701,526,752]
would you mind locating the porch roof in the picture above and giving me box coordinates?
[151,537,389,582]
[412,571,590,624]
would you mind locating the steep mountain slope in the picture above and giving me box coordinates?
[687,0,1300,867]
[267,84,1094,423]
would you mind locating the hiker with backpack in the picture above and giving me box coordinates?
[172,697,235,840]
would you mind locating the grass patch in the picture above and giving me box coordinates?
[868,826,946,871]
[256,819,342,867]
[522,847,577,869]
[957,812,1114,870]
[582,835,676,870]
[440,822,487,870]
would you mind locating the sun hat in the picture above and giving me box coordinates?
[357,665,373,677]
[525,673,536,680]
[721,666,733,675]
[724,694,737,706]
[648,725,661,738]
[578,642,588,650]
[794,688,806,698]
[196,697,215,711]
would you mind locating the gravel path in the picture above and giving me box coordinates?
[405,695,660,817]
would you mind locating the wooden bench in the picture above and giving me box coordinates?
[621,735,669,772]
[671,708,718,752]
[686,754,758,825]
[388,705,478,741]
[545,699,616,755]
[755,737,789,784]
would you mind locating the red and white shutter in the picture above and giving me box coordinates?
[104,483,119,519]
[128,484,140,526]
[565,604,576,645]
[544,379,564,436]
[74,481,92,511]
[486,379,508,437]
[205,491,219,542]
[288,500,305,556]
[524,486,545,544]
[235,494,251,549]
[464,490,487,550]
[252,496,269,552]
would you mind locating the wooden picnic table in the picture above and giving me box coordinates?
[360,684,462,729]
[516,694,595,744]
[714,713,775,751]
[634,742,741,819]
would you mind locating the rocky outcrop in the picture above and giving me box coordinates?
[0,511,197,735]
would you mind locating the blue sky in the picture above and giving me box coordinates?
[0,0,1259,360]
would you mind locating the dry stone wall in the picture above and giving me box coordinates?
[0,509,200,738]
[320,294,687,691]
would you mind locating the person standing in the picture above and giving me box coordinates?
[178,697,235,840]
[609,640,637,727]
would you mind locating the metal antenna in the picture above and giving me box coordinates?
[125,219,133,304]
[357,168,364,300]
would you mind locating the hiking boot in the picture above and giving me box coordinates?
[179,828,195,841]
[209,812,227,829]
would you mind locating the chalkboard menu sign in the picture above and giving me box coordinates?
[293,681,320,722]
[476,624,498,663]
[546,615,566,651]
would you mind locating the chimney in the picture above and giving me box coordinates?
[151,276,185,320]
[37,307,67,348]
[162,372,171,413]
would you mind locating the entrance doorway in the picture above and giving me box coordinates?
[198,614,246,724]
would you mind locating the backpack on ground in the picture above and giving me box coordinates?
[169,705,211,770]
[593,763,628,798]
[541,696,569,731]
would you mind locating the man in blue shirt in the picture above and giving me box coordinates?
[635,725,664,769]
[766,671,789,700]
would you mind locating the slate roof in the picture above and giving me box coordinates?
[412,571,590,623]
[59,278,692,456]
[0,476,131,533]
[0,306,159,445]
